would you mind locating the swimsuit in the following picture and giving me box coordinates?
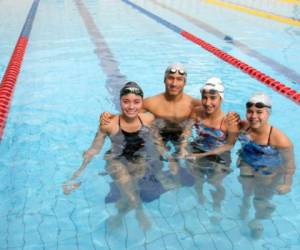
[191,118,230,165]
[192,118,227,152]
[238,126,282,172]
[109,116,149,161]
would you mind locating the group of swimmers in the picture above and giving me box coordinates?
[63,62,295,235]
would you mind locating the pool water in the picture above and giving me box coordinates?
[1,0,300,249]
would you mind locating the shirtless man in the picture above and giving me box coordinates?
[143,62,196,122]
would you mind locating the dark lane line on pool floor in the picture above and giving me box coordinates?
[74,0,127,109]
[151,0,300,85]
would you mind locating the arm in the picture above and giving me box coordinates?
[149,122,168,159]
[83,127,107,161]
[142,96,155,114]
[192,134,236,158]
[99,111,115,129]
[276,146,295,194]
[191,98,202,108]
[272,129,295,194]
[63,125,108,194]
[178,119,194,158]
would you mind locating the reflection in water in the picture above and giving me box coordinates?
[186,154,231,223]
[104,157,152,231]
[64,117,296,238]
[238,146,295,239]
[239,171,282,239]
[97,123,167,232]
[154,118,188,176]
[104,154,196,231]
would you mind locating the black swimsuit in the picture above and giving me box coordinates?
[118,116,146,160]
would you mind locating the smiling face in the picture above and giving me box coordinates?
[120,93,143,119]
[246,106,270,129]
[201,90,222,114]
[164,71,186,96]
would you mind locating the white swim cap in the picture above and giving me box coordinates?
[247,92,272,108]
[201,77,224,99]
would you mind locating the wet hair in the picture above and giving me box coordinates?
[119,81,144,98]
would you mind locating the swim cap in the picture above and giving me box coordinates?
[201,77,224,99]
[164,62,187,80]
[247,92,272,108]
[120,81,144,98]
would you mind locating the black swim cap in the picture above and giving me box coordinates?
[120,81,144,98]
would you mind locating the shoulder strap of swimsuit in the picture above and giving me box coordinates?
[219,116,225,129]
[137,115,144,126]
[118,116,123,131]
[267,126,273,145]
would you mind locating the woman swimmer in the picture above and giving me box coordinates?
[237,92,295,238]
[63,81,157,230]
[237,92,295,192]
[187,77,239,166]
[181,77,239,211]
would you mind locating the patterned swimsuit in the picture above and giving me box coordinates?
[191,118,230,165]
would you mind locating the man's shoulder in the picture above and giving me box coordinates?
[143,93,164,109]
[144,93,164,102]
[139,112,155,125]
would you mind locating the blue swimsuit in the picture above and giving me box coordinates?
[238,126,282,171]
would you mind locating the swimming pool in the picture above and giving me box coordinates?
[1,0,300,249]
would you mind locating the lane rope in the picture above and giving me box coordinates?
[0,0,40,140]
[122,0,300,105]
[151,0,300,84]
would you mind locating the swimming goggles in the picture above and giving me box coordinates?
[167,68,186,76]
[246,102,271,109]
[201,88,223,95]
[120,87,144,97]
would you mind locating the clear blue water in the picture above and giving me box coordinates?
[1,0,300,249]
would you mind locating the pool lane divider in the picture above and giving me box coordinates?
[122,0,300,105]
[151,0,300,85]
[0,0,40,140]
[205,0,300,27]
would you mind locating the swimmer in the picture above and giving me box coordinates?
[184,77,239,212]
[236,92,295,238]
[63,81,158,231]
[237,92,295,193]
